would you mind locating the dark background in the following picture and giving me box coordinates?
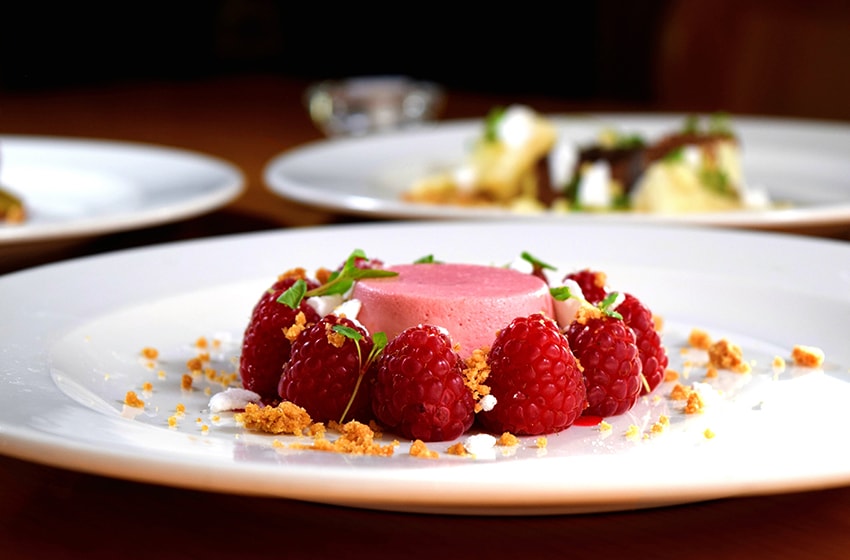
[1,0,849,120]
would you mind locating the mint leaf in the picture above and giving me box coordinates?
[521,251,555,271]
[277,249,398,309]
[550,285,575,301]
[276,279,307,308]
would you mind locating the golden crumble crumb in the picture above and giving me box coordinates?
[280,267,309,282]
[496,432,519,446]
[410,439,439,459]
[791,345,825,368]
[688,328,712,350]
[181,373,193,391]
[703,428,716,439]
[669,383,690,401]
[313,267,332,284]
[535,436,548,448]
[323,321,346,348]
[186,357,203,372]
[684,390,705,414]
[200,424,209,434]
[463,348,492,411]
[141,347,159,360]
[124,391,144,408]
[272,439,285,448]
[239,401,313,435]
[195,336,208,349]
[175,403,186,415]
[707,338,750,373]
[167,415,178,428]
[308,422,327,437]
[446,442,469,456]
[704,366,719,379]
[284,311,309,342]
[574,303,603,325]
[297,421,396,456]
[157,370,166,379]
[664,368,679,382]
[598,421,612,432]
[652,314,664,332]
[772,355,787,371]
[625,424,640,439]
[142,381,153,392]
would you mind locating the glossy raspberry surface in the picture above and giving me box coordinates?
[239,276,320,402]
[566,314,642,417]
[563,268,608,304]
[278,314,375,423]
[618,293,669,395]
[479,313,587,436]
[372,324,474,442]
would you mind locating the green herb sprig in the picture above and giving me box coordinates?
[277,249,398,309]
[334,325,388,424]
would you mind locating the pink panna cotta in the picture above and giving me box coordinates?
[352,263,554,358]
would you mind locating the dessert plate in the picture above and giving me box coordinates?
[0,221,848,515]
[0,135,244,245]
[264,113,850,232]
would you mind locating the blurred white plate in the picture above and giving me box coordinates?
[0,135,244,245]
[265,113,850,232]
[1,221,848,515]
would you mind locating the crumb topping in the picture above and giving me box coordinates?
[324,321,346,347]
[410,439,439,459]
[238,401,313,435]
[284,311,309,343]
[707,338,750,373]
[463,348,492,411]
[791,345,825,368]
[124,391,144,408]
[688,328,712,350]
[496,432,519,446]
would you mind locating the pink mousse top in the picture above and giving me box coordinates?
[352,263,553,358]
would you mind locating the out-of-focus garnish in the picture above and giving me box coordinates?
[0,185,25,224]
[414,254,440,264]
[700,168,733,195]
[683,112,733,136]
[483,106,507,143]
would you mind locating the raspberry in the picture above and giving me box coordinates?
[239,275,321,402]
[617,293,669,395]
[372,325,474,442]
[478,314,586,436]
[563,268,608,304]
[278,314,375,423]
[566,313,642,417]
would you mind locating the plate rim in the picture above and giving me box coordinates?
[1,220,849,515]
[0,134,245,245]
[263,112,850,229]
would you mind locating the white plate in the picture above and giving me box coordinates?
[1,221,849,515]
[264,113,850,231]
[0,135,244,244]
